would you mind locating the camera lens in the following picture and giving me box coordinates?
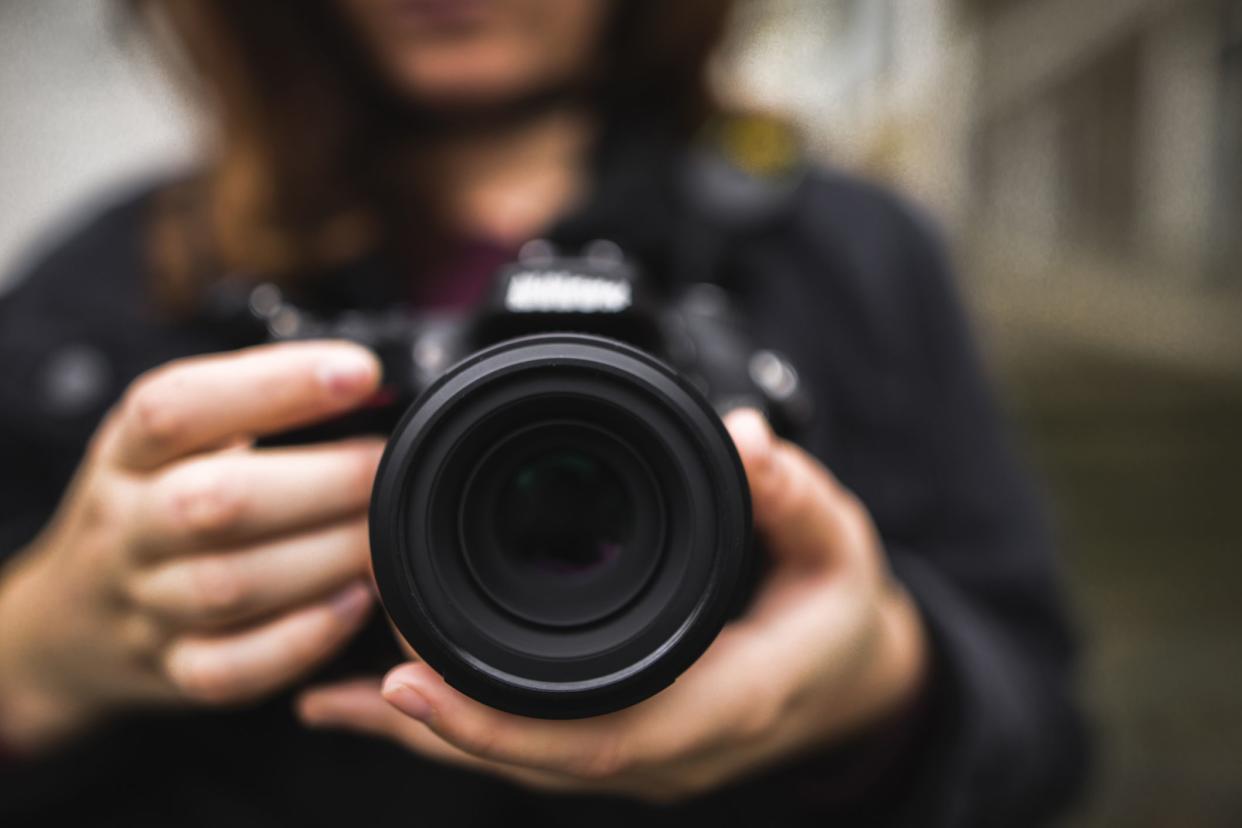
[497,449,629,576]
[458,420,665,629]
[370,333,752,718]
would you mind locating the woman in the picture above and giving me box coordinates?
[0,1,1087,825]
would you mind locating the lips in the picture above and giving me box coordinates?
[389,0,492,30]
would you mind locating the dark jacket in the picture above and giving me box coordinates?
[0,134,1087,827]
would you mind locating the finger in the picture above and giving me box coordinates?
[163,581,373,704]
[723,408,871,567]
[370,597,884,794]
[134,438,384,554]
[379,663,620,777]
[107,341,381,470]
[298,679,572,791]
[130,519,371,628]
[374,648,779,782]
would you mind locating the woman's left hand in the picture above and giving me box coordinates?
[297,409,927,803]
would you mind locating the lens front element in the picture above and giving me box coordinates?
[498,448,630,576]
[460,421,665,629]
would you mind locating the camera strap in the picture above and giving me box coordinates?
[671,112,809,293]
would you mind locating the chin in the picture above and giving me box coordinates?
[401,80,531,111]
[391,52,540,111]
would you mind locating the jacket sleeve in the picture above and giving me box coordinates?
[868,200,1089,827]
[0,189,153,561]
[0,268,85,560]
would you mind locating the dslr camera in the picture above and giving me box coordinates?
[234,242,809,718]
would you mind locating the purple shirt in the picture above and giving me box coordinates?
[409,237,520,312]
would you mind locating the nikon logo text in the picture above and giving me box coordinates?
[505,271,632,313]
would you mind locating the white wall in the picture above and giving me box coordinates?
[0,0,196,288]
[0,0,971,291]
[716,0,972,228]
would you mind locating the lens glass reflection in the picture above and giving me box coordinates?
[496,450,631,575]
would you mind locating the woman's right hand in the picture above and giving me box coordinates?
[0,341,386,752]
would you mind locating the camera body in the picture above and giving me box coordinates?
[227,244,809,717]
[244,243,809,434]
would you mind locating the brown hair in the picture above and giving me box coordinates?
[126,0,734,303]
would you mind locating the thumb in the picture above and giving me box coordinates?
[723,408,867,568]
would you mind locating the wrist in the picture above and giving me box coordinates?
[845,584,928,741]
[808,583,928,746]
[871,585,929,717]
[0,551,96,752]
[799,586,932,807]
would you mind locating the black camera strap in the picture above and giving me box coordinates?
[671,113,809,294]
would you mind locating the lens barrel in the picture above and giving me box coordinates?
[370,333,752,718]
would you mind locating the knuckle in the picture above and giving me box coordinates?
[124,371,187,449]
[166,467,246,538]
[167,650,238,705]
[72,495,130,570]
[284,615,333,667]
[449,720,503,760]
[81,479,135,539]
[118,613,165,662]
[184,557,248,618]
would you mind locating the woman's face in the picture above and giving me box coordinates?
[336,0,611,110]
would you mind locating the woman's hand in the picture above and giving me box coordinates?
[297,409,927,803]
[0,341,386,751]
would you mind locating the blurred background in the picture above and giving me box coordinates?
[1,1,1238,824]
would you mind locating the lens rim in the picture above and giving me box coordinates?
[370,333,752,719]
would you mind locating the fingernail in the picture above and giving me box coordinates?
[383,682,433,722]
[727,408,773,461]
[316,348,379,395]
[329,582,372,621]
